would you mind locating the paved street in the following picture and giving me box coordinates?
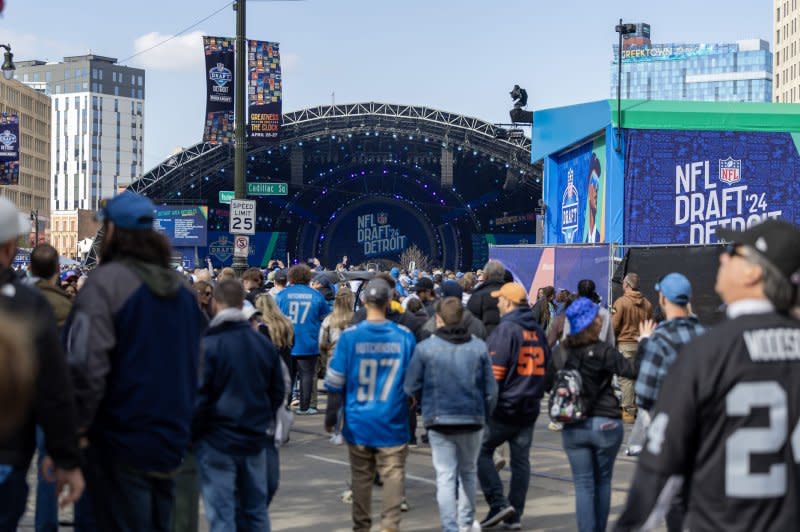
[21,401,647,531]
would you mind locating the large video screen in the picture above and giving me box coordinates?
[154,205,209,247]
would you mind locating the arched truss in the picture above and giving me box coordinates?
[88,102,540,267]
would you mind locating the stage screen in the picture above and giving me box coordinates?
[154,205,209,247]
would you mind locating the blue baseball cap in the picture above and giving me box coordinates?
[566,297,599,335]
[655,273,692,305]
[97,192,155,230]
[390,267,400,278]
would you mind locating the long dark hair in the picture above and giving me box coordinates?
[99,223,173,268]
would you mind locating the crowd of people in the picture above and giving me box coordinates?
[1,189,799,532]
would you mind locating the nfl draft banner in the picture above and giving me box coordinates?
[624,130,799,245]
[202,36,235,145]
[552,137,607,244]
[247,40,281,145]
[0,113,19,185]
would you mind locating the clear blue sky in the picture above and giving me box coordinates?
[2,0,772,169]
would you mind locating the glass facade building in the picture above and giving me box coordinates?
[611,34,773,102]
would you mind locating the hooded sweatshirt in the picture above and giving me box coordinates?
[65,258,207,473]
[486,306,551,424]
[612,290,654,343]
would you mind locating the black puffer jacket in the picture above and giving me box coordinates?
[466,279,505,336]
[545,341,638,419]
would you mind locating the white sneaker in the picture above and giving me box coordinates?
[329,433,344,445]
[459,520,482,532]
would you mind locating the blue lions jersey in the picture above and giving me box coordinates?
[276,284,330,356]
[325,320,416,447]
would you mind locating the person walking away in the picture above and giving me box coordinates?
[254,293,294,505]
[616,220,800,532]
[64,192,206,531]
[531,286,555,332]
[477,283,550,530]
[319,286,355,443]
[276,264,330,415]
[467,260,506,336]
[0,199,84,531]
[193,280,285,531]
[324,278,416,532]
[546,297,638,532]
[629,272,705,531]
[419,281,486,341]
[404,297,497,532]
[611,273,652,423]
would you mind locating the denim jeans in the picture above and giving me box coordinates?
[291,355,319,410]
[265,443,279,506]
[35,428,97,532]
[428,429,483,532]
[0,464,28,531]
[561,416,624,532]
[196,441,270,532]
[477,417,535,516]
[83,444,175,532]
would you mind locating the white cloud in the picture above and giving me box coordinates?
[131,30,206,72]
[2,29,83,62]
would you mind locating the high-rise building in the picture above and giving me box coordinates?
[16,54,145,212]
[0,76,51,242]
[774,0,800,102]
[611,24,772,102]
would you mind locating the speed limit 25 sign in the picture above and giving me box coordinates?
[229,199,256,235]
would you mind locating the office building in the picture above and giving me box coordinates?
[0,76,51,242]
[16,54,145,212]
[774,0,800,102]
[611,24,772,102]
[50,208,99,260]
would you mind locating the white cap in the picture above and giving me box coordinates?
[0,197,31,244]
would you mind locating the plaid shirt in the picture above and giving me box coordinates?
[635,316,706,411]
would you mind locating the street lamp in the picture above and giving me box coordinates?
[614,20,637,152]
[0,44,15,81]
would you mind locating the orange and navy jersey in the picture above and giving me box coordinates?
[486,307,551,424]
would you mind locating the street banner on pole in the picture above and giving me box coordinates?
[0,113,20,185]
[203,36,236,145]
[247,40,281,145]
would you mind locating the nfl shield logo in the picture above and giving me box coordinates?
[377,212,388,225]
[719,157,742,185]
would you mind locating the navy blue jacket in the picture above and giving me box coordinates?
[193,311,285,456]
[404,326,497,429]
[486,306,551,424]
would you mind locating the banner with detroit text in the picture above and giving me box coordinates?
[247,40,281,145]
[624,129,800,245]
[0,113,20,185]
[202,36,235,145]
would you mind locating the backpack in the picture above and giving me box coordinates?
[548,368,589,424]
[547,344,608,424]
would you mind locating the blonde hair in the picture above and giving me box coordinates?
[329,285,355,330]
[219,267,237,281]
[255,293,294,350]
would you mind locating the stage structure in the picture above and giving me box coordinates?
[87,102,541,269]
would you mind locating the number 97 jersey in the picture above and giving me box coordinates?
[618,312,800,532]
[325,320,416,448]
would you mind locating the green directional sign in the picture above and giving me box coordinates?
[219,182,288,204]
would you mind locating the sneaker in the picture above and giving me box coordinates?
[480,506,516,529]
[494,458,506,472]
[548,421,563,431]
[459,520,482,532]
[296,407,319,415]
[329,433,344,445]
[503,514,521,530]
[400,498,409,512]
[290,398,300,407]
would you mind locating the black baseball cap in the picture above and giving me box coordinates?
[410,277,435,292]
[364,278,392,305]
[718,219,800,281]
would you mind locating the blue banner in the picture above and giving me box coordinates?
[202,231,287,267]
[551,137,607,244]
[154,205,209,247]
[0,114,20,185]
[203,36,235,145]
[624,130,799,245]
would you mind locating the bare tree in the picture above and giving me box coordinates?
[400,244,431,273]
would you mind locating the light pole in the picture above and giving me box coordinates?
[231,0,248,276]
[0,44,15,80]
[614,20,637,152]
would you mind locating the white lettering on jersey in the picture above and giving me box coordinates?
[647,413,669,456]
[287,293,313,300]
[355,342,402,354]
[743,328,800,361]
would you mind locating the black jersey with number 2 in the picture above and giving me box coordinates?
[617,312,800,532]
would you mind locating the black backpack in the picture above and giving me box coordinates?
[547,345,608,424]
